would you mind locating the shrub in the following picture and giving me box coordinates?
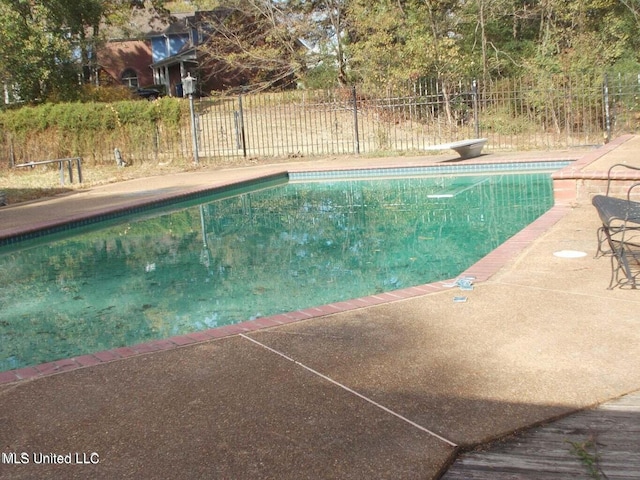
[0,98,188,165]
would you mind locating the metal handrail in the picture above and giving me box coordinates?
[13,157,83,186]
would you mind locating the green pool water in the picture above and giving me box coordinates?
[0,171,555,371]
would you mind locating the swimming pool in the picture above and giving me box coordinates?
[0,164,565,372]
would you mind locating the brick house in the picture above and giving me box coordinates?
[148,12,200,97]
[98,10,223,97]
[98,39,154,89]
[148,10,236,97]
[98,7,296,97]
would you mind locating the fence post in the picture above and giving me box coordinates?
[472,79,480,138]
[58,161,65,186]
[153,124,160,162]
[189,93,199,164]
[76,157,83,183]
[603,73,611,143]
[67,158,74,183]
[351,85,360,154]
[237,94,247,158]
[8,134,15,168]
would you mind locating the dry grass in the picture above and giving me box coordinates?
[0,159,204,205]
[0,153,354,206]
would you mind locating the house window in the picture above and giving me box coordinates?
[121,69,139,87]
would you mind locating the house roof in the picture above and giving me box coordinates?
[148,13,193,37]
[103,6,175,40]
[104,6,234,41]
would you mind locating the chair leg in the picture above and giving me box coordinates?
[607,254,617,289]
[601,226,635,289]
[606,236,639,289]
[595,226,608,257]
[619,246,639,289]
[612,249,635,289]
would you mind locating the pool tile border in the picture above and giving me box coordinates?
[0,157,582,385]
[288,160,573,181]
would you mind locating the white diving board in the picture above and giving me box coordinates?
[424,138,488,159]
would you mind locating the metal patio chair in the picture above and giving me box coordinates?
[592,163,640,289]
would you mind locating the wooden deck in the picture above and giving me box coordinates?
[442,390,640,479]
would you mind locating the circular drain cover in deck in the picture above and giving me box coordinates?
[553,250,587,258]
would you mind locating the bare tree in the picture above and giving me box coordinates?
[197,1,308,91]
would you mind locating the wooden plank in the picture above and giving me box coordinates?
[443,390,640,479]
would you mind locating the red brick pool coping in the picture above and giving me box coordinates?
[0,150,603,385]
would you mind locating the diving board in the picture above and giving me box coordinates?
[424,138,488,159]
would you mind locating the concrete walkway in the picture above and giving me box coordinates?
[0,137,639,479]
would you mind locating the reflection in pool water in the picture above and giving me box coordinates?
[0,172,554,371]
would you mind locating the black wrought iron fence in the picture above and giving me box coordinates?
[196,89,360,159]
[3,73,640,166]
[194,73,637,161]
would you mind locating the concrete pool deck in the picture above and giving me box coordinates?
[0,136,639,478]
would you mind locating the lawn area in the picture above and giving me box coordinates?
[0,155,280,205]
[0,162,194,205]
